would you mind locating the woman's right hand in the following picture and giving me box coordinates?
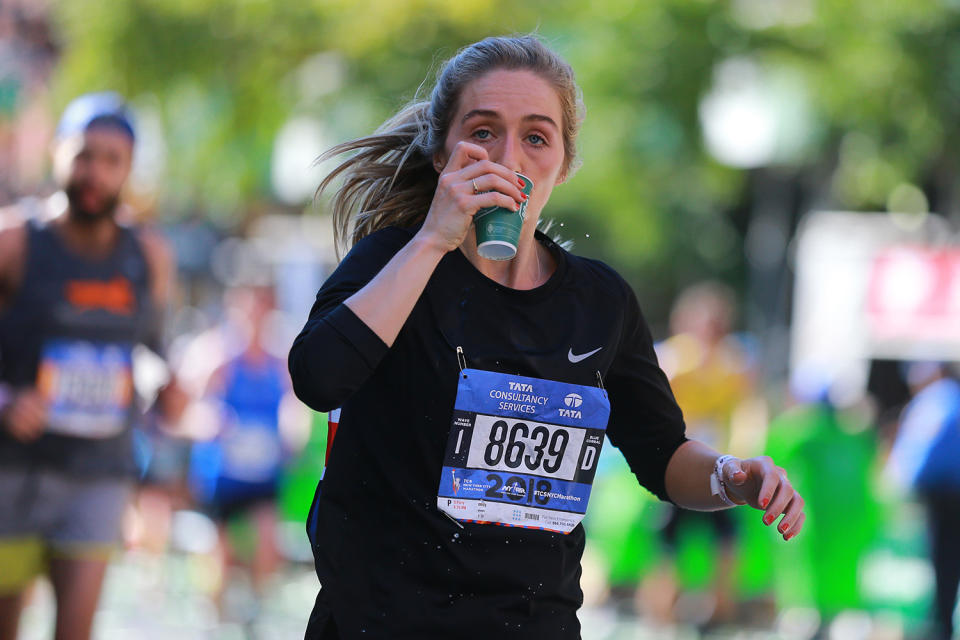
[419,141,527,253]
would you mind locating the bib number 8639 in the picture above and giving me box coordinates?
[482,420,568,474]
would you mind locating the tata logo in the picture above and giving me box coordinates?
[508,381,534,392]
[564,393,583,408]
[558,408,582,419]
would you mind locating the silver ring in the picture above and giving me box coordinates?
[472,179,479,194]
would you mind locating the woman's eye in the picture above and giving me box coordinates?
[473,129,491,140]
[527,133,546,145]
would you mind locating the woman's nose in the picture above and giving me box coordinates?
[494,135,522,174]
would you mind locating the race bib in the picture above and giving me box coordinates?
[437,368,610,534]
[37,339,134,438]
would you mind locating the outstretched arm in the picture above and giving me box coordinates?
[664,439,805,541]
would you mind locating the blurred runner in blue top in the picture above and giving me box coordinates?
[886,362,960,640]
[190,284,293,618]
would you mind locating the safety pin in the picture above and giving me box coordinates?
[456,346,467,372]
[441,509,465,529]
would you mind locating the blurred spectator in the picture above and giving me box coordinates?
[765,368,880,632]
[886,362,960,640]
[0,0,59,206]
[128,404,194,556]
[0,92,180,640]
[641,281,757,627]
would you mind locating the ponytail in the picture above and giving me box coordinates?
[317,102,438,259]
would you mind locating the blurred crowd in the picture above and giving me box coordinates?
[0,0,57,206]
[0,4,958,640]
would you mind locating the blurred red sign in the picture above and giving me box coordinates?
[867,246,960,341]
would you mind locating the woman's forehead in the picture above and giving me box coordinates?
[454,69,562,123]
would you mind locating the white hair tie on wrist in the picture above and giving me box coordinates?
[710,454,739,508]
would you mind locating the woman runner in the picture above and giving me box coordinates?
[289,35,805,639]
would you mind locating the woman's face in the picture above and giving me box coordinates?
[440,69,567,219]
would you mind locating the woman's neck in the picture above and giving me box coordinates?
[459,220,555,290]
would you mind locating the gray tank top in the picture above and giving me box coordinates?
[0,219,156,477]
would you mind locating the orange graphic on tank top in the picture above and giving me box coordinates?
[64,277,135,315]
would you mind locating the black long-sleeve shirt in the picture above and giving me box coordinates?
[289,226,686,639]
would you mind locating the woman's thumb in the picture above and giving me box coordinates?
[728,459,748,485]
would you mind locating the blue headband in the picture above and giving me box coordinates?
[56,92,136,142]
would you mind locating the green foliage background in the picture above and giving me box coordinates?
[49,0,960,320]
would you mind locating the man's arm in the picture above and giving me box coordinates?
[0,224,27,312]
[137,226,175,311]
[0,222,47,441]
[137,226,189,424]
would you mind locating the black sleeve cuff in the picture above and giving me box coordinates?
[653,433,689,504]
[323,304,390,370]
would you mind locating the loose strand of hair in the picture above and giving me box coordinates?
[314,102,434,259]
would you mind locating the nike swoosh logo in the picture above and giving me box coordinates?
[568,347,602,363]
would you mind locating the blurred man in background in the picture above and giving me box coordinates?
[0,92,180,640]
[886,362,960,640]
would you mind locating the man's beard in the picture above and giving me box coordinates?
[65,182,121,224]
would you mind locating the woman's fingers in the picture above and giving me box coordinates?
[738,456,805,542]
[762,470,792,525]
[465,172,526,204]
[443,141,489,171]
[777,496,806,541]
[457,157,525,186]
[437,163,525,214]
[437,173,519,215]
[442,144,525,200]
[752,458,780,510]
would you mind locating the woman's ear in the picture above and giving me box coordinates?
[432,153,446,174]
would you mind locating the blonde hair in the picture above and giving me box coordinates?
[316,35,585,257]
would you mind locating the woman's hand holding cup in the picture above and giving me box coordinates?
[419,141,526,254]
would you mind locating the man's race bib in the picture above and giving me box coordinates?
[437,368,610,534]
[36,339,134,439]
